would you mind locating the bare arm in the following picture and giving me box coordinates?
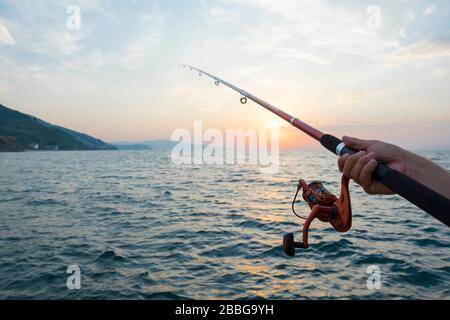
[337,136,450,199]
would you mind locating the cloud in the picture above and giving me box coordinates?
[32,30,83,55]
[1,0,450,144]
[0,20,16,45]
[424,4,436,16]
[381,34,450,65]
[0,79,14,95]
[204,5,238,24]
[433,68,450,78]
[274,48,331,65]
[118,32,164,69]
[221,0,398,65]
[0,0,115,56]
[116,4,166,69]
[335,89,393,105]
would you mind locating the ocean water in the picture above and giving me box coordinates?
[0,149,449,300]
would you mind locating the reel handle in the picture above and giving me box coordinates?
[283,233,306,257]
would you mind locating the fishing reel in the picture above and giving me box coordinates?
[283,175,352,256]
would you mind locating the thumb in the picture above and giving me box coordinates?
[342,136,372,150]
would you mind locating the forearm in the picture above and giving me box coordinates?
[405,150,450,199]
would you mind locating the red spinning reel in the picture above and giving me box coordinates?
[283,175,352,256]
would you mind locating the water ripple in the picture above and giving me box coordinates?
[0,149,449,299]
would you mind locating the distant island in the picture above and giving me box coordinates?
[111,140,178,150]
[0,104,116,152]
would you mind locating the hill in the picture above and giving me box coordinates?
[0,104,116,152]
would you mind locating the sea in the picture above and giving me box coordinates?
[0,150,449,299]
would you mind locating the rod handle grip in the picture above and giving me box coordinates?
[320,134,450,227]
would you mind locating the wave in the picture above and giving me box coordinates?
[140,291,190,300]
[26,199,67,206]
[96,250,128,263]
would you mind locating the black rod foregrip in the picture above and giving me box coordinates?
[320,134,450,227]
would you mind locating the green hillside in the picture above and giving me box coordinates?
[0,104,116,152]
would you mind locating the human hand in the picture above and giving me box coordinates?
[337,136,409,195]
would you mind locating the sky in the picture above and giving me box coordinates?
[0,0,449,149]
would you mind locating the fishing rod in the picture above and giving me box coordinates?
[182,65,450,254]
